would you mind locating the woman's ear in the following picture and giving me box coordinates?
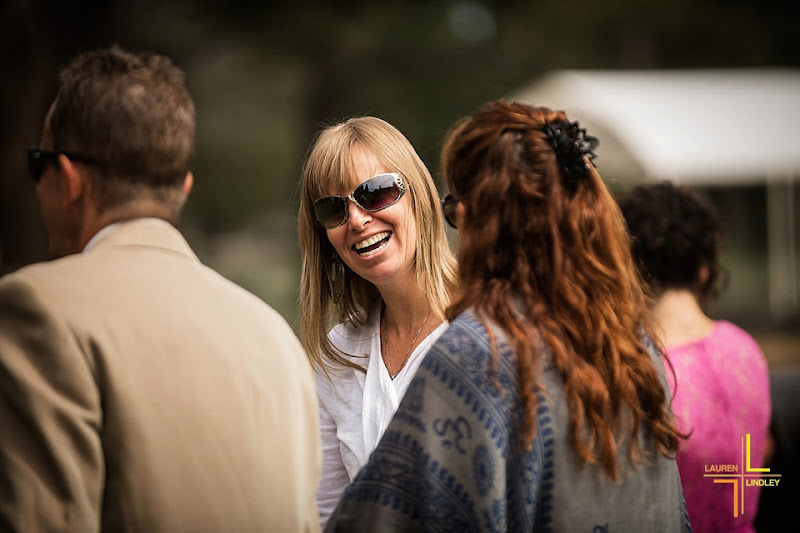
[698,264,710,286]
[455,202,466,226]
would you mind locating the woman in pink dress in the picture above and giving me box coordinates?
[619,181,772,533]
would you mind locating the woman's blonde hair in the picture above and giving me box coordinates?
[298,116,457,375]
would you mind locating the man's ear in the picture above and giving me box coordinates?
[57,153,89,204]
[182,171,193,198]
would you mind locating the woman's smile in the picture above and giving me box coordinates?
[353,231,392,258]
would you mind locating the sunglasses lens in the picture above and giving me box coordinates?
[313,196,347,228]
[27,147,44,182]
[353,174,402,211]
[313,173,403,228]
[442,194,458,228]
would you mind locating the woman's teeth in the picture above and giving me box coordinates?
[354,231,391,257]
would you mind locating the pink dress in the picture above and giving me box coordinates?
[664,321,771,533]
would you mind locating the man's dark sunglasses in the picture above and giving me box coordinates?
[441,192,459,229]
[27,146,99,183]
[313,172,406,229]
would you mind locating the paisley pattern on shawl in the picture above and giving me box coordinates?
[326,310,691,533]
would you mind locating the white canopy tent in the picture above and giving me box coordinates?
[511,68,800,185]
[511,69,799,321]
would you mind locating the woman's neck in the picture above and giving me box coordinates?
[380,287,436,334]
[379,286,442,380]
[651,289,715,349]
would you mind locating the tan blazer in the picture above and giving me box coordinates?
[0,219,320,532]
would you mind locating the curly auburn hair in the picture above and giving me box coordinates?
[617,181,724,309]
[440,99,682,481]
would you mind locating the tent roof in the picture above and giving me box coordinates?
[510,69,800,185]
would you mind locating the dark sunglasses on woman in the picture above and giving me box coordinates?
[313,172,406,229]
[441,192,459,229]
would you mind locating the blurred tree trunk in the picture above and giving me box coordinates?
[0,0,117,275]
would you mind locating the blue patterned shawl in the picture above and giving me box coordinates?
[325,310,691,532]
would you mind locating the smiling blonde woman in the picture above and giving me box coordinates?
[297,116,457,529]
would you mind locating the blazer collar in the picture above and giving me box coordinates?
[86,218,198,261]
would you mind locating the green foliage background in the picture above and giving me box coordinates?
[2,0,798,333]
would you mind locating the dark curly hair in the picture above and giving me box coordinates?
[617,181,724,309]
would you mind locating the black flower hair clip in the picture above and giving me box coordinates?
[544,120,598,190]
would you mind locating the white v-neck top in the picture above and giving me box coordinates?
[314,310,448,528]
